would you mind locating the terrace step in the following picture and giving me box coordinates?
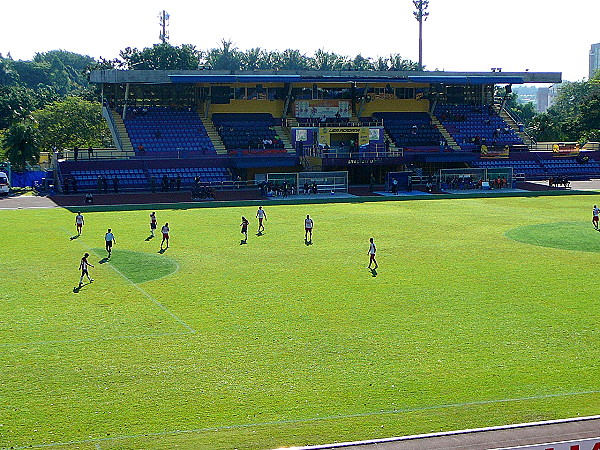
[496,106,535,148]
[273,125,295,153]
[199,113,227,155]
[429,115,461,151]
[111,110,134,152]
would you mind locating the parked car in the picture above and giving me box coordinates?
[0,172,10,195]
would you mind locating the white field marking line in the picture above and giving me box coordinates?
[63,228,195,333]
[95,443,101,450]
[11,389,600,449]
[0,331,194,347]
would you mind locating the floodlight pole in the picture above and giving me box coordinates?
[413,0,429,71]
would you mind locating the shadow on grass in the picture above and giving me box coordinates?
[158,248,168,254]
[73,281,91,293]
[145,234,155,241]
[69,234,80,241]
[370,268,378,277]
[256,231,263,236]
[304,239,313,246]
[240,239,247,245]
[98,257,110,264]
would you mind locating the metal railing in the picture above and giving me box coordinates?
[284,118,383,128]
[319,145,403,159]
[533,142,600,152]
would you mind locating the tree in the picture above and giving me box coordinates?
[351,54,373,71]
[528,112,567,142]
[1,118,40,171]
[0,56,20,86]
[240,48,269,70]
[512,101,537,126]
[310,49,349,71]
[0,85,59,129]
[120,43,200,70]
[202,40,242,70]
[33,97,110,150]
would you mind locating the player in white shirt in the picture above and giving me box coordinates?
[161,223,170,249]
[304,215,314,242]
[75,212,84,235]
[78,252,94,288]
[256,206,267,233]
[593,205,600,230]
[105,229,116,257]
[367,237,378,269]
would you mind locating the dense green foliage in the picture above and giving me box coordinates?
[33,96,111,150]
[2,196,600,449]
[1,117,40,170]
[528,74,600,142]
[0,50,110,164]
[105,40,420,72]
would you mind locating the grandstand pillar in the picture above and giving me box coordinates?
[122,83,130,120]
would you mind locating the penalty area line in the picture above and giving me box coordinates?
[11,389,600,449]
[63,228,196,333]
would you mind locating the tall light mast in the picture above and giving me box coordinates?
[413,1,429,71]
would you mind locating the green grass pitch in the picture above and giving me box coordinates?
[2,195,600,449]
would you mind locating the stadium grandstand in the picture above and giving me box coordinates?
[49,68,600,201]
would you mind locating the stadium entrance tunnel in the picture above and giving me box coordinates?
[506,222,600,253]
[93,248,179,283]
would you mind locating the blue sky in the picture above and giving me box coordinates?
[2,0,598,82]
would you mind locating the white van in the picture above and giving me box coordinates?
[0,172,10,195]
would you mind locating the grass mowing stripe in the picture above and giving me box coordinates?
[12,389,600,449]
[0,331,194,347]
[62,227,196,333]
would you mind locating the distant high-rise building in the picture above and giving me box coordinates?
[537,87,550,112]
[537,86,558,113]
[590,43,600,79]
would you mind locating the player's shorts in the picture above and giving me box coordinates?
[162,233,169,239]
[81,269,88,276]
[258,218,263,224]
[151,222,157,229]
[106,241,113,249]
[594,216,599,223]
[305,227,312,232]
[241,227,247,233]
[369,253,376,259]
